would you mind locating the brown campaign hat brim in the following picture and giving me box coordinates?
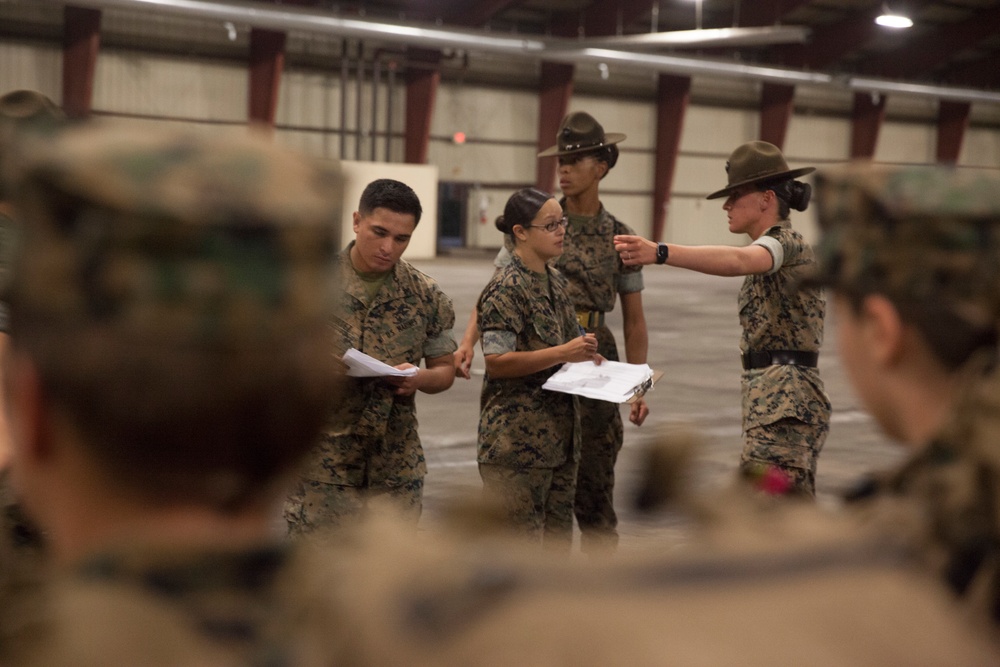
[537,132,626,158]
[705,166,816,200]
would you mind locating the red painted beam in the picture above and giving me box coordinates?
[758,83,794,149]
[404,49,442,165]
[936,100,970,165]
[62,5,101,119]
[248,28,286,128]
[653,74,690,243]
[849,91,886,160]
[534,62,574,193]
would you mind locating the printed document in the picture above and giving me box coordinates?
[542,360,658,404]
[342,348,419,378]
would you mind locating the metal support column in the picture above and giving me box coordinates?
[248,28,286,128]
[404,49,441,165]
[849,91,886,159]
[936,100,971,165]
[62,5,101,118]
[534,61,574,193]
[653,74,690,243]
[759,83,794,149]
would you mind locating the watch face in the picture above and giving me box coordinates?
[656,243,668,264]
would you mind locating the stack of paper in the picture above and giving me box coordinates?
[542,361,658,404]
[342,348,419,378]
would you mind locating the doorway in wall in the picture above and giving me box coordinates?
[438,181,469,250]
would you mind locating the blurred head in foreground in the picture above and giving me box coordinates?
[1,121,343,562]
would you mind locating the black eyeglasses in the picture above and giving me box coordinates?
[527,216,569,233]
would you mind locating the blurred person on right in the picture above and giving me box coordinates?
[807,163,1000,626]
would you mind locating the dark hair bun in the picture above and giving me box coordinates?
[494,215,509,234]
[789,180,811,212]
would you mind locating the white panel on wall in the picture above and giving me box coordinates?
[785,115,852,163]
[681,105,758,155]
[94,50,246,121]
[875,121,937,164]
[960,127,1000,168]
[433,84,538,142]
[0,42,61,100]
[429,142,537,183]
[570,94,656,149]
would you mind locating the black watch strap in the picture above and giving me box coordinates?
[656,243,669,265]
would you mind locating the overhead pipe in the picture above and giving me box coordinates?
[46,0,1000,104]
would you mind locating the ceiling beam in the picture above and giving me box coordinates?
[775,0,935,70]
[864,7,1000,79]
[578,0,657,38]
[736,0,812,28]
[448,0,524,28]
[944,55,1000,90]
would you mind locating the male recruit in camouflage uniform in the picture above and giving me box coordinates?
[809,164,1000,628]
[0,121,353,665]
[285,180,456,534]
[478,248,582,544]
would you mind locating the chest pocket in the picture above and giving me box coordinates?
[531,306,567,348]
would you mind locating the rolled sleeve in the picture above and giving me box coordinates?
[618,270,644,294]
[482,330,517,355]
[752,235,784,275]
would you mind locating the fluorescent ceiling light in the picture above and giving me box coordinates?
[875,6,913,29]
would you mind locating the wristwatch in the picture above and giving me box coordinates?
[655,243,669,265]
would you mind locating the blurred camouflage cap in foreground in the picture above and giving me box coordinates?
[809,164,1000,328]
[3,122,342,346]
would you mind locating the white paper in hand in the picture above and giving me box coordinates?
[342,348,419,378]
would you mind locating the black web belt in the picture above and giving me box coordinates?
[742,350,818,370]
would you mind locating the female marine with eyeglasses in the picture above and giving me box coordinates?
[614,141,830,498]
[476,188,601,548]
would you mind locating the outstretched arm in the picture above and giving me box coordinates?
[614,235,773,277]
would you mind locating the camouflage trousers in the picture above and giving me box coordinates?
[478,459,578,552]
[574,396,624,553]
[284,477,423,537]
[741,417,829,497]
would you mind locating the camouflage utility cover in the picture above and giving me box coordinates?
[2,122,342,347]
[811,164,1000,329]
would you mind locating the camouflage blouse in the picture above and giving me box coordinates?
[477,252,581,469]
[300,245,457,488]
[853,356,1000,627]
[740,222,830,430]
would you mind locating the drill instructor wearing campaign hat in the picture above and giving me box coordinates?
[615,141,830,497]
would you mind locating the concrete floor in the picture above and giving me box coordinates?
[410,252,906,544]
